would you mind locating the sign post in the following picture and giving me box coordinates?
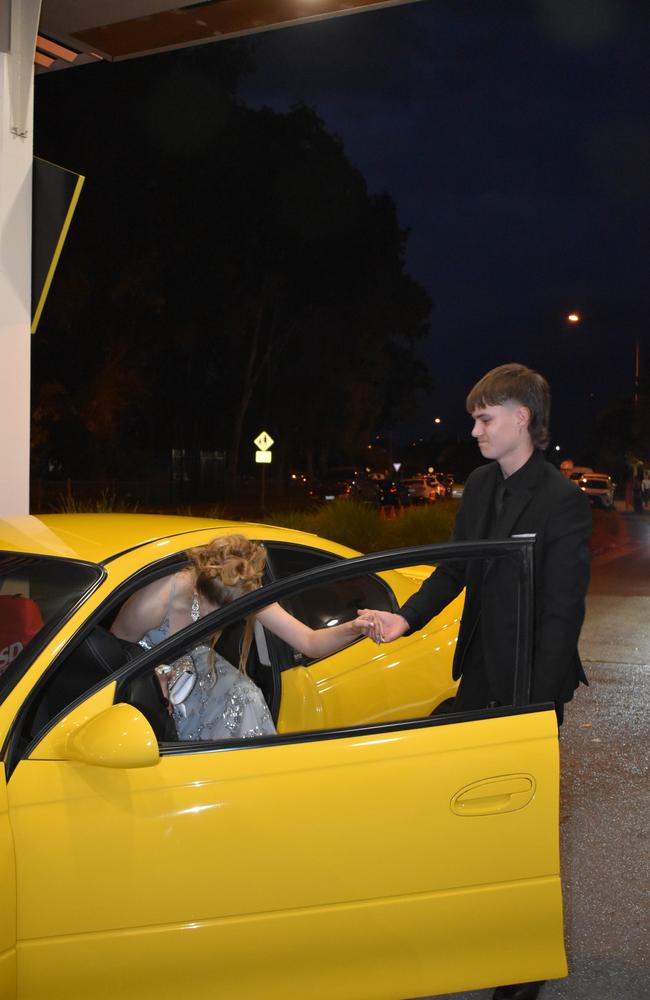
[254,431,274,513]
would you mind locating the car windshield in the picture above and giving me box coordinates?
[583,478,608,489]
[0,553,101,681]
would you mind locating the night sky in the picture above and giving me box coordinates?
[236,0,649,457]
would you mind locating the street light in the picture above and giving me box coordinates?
[566,312,580,323]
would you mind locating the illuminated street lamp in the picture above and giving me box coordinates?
[566,312,580,323]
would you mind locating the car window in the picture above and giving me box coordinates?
[266,543,396,634]
[0,553,101,686]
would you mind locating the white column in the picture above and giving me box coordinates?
[0,0,41,516]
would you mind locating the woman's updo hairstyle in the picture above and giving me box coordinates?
[188,535,266,606]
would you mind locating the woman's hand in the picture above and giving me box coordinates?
[355,609,410,645]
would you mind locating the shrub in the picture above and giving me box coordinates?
[54,490,139,513]
[381,502,458,549]
[269,499,459,553]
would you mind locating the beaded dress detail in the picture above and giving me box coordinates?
[142,575,276,741]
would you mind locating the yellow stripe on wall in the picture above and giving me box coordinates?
[31,172,85,334]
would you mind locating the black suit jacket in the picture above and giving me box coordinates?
[400,450,592,706]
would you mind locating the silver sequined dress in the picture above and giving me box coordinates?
[139,575,276,741]
[168,644,276,742]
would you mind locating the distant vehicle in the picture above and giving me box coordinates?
[403,478,438,504]
[437,473,455,496]
[307,468,381,504]
[575,472,615,509]
[406,474,448,500]
[348,478,383,505]
[428,473,449,498]
[568,467,593,482]
[377,479,411,508]
[306,478,352,503]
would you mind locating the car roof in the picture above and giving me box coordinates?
[0,514,353,564]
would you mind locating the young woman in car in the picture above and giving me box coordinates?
[111,533,369,741]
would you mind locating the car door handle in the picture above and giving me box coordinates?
[451,775,535,816]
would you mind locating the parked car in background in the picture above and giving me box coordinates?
[574,472,615,509]
[568,467,593,483]
[308,469,387,506]
[438,473,455,496]
[403,478,438,504]
[377,479,411,508]
[348,477,383,505]
[307,477,352,503]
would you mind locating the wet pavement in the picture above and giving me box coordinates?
[418,513,650,1000]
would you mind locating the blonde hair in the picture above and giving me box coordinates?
[187,534,267,674]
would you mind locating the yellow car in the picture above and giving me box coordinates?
[0,514,566,1000]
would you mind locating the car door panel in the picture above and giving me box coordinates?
[9,693,566,1000]
[278,610,461,732]
[274,562,463,732]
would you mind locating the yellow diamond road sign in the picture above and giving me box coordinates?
[254,431,274,452]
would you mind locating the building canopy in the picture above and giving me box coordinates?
[37,0,419,72]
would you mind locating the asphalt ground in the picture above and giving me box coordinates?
[418,513,650,1000]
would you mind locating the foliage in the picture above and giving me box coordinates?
[32,52,432,489]
[54,490,139,513]
[268,499,458,553]
[586,362,650,477]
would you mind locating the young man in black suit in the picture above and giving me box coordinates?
[360,363,592,1000]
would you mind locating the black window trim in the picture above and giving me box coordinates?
[159,702,555,757]
[0,553,106,706]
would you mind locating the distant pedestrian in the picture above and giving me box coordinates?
[642,472,650,511]
[625,477,634,511]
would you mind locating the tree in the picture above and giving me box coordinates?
[32,51,432,493]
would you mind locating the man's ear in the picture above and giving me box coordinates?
[516,405,531,431]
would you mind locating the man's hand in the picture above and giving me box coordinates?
[356,609,410,645]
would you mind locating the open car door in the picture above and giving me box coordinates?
[3,539,567,1000]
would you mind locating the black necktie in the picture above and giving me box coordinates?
[494,479,508,521]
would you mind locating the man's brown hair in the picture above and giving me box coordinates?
[466,363,551,449]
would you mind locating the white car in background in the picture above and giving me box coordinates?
[403,476,443,503]
[574,471,616,509]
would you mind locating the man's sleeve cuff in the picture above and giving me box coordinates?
[398,604,421,636]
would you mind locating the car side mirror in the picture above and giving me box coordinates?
[65,702,160,769]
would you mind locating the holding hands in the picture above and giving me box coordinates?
[355,609,409,646]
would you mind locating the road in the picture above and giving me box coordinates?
[419,512,650,1000]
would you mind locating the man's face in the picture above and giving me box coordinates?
[471,401,531,467]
